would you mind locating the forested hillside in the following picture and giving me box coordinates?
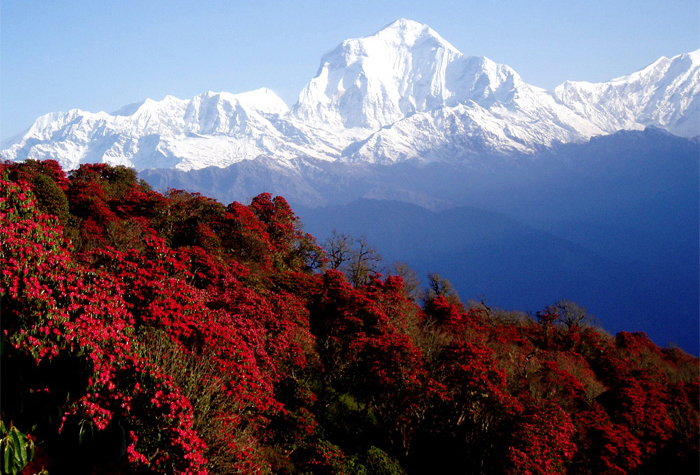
[1,160,698,475]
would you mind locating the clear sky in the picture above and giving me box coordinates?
[2,0,698,140]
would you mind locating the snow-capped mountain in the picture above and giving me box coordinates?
[292,19,603,164]
[554,50,700,138]
[291,19,473,130]
[3,19,699,171]
[2,88,307,172]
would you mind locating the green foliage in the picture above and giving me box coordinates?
[364,446,407,475]
[30,173,70,225]
[0,421,35,475]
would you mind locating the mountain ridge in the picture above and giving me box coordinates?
[3,19,698,171]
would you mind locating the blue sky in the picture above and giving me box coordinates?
[2,0,698,140]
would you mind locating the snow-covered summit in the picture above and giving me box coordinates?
[1,88,296,171]
[2,20,698,171]
[290,18,526,131]
[374,19,453,47]
[553,49,700,137]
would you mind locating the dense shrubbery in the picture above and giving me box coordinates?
[1,160,698,475]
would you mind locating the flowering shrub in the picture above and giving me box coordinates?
[505,402,576,475]
[1,161,697,475]
[0,177,206,474]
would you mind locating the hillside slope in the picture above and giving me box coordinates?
[2,161,698,475]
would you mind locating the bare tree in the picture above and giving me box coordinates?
[387,261,422,302]
[423,272,462,308]
[346,235,383,287]
[324,230,354,270]
[546,299,594,329]
[322,231,383,287]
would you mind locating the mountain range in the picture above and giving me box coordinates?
[294,128,699,351]
[2,19,698,353]
[2,19,698,170]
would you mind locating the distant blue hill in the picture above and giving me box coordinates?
[297,198,698,354]
[140,128,699,353]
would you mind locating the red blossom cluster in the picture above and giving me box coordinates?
[1,160,697,475]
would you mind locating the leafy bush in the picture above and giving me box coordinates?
[1,161,697,475]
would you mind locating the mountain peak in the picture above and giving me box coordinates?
[225,88,290,115]
[681,48,700,66]
[290,19,469,129]
[553,47,700,137]
[382,18,426,31]
[2,20,698,171]
[363,18,460,55]
[372,18,447,45]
